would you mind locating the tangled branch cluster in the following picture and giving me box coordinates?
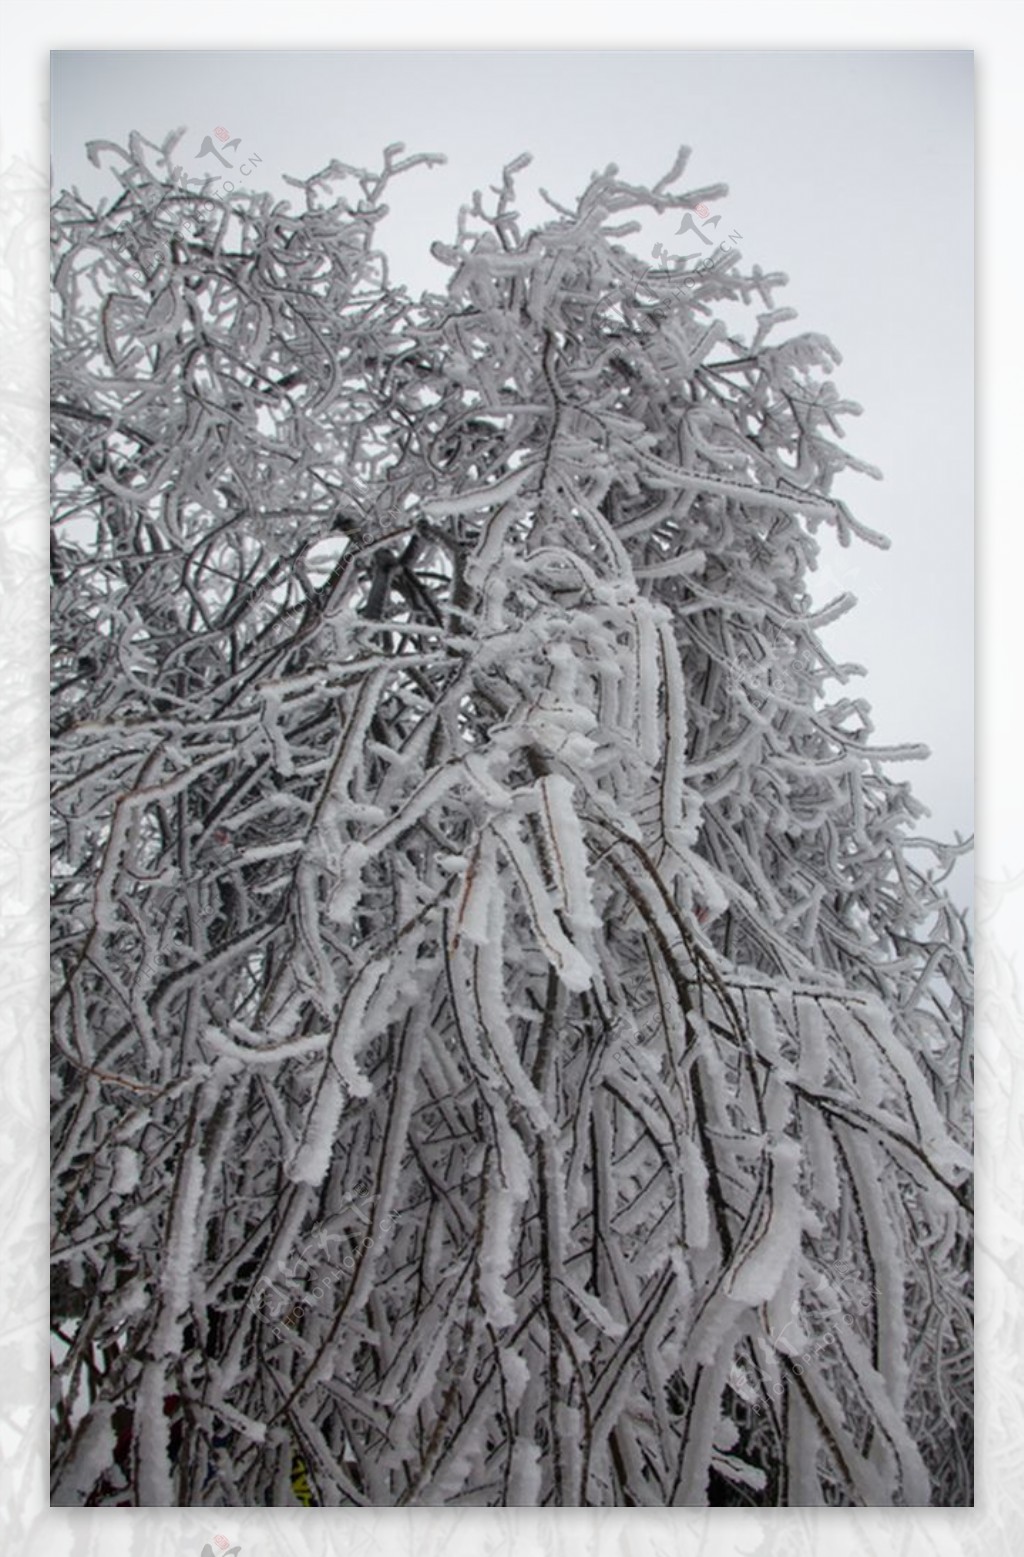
[51,132,972,1506]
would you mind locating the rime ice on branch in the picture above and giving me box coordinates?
[51,131,972,1508]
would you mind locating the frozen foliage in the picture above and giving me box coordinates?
[50,132,972,1507]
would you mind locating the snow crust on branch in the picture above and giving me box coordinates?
[50,132,972,1509]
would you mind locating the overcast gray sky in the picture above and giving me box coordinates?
[51,48,974,910]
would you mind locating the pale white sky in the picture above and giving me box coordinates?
[50,48,974,910]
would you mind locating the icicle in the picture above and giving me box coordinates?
[492,813,595,993]
[726,1139,801,1308]
[856,998,972,1180]
[469,889,550,1131]
[796,995,831,1089]
[841,1125,911,1417]
[451,830,499,948]
[679,1134,710,1251]
[746,988,784,1067]
[537,773,599,935]
[478,1120,530,1329]
[635,600,662,766]
[136,1357,175,1505]
[802,1106,841,1214]
[154,1143,206,1357]
[289,962,388,1185]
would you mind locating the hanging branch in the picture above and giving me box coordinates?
[51,134,972,1509]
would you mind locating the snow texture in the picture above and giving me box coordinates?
[49,133,972,1511]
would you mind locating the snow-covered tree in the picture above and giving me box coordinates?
[50,131,972,1507]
